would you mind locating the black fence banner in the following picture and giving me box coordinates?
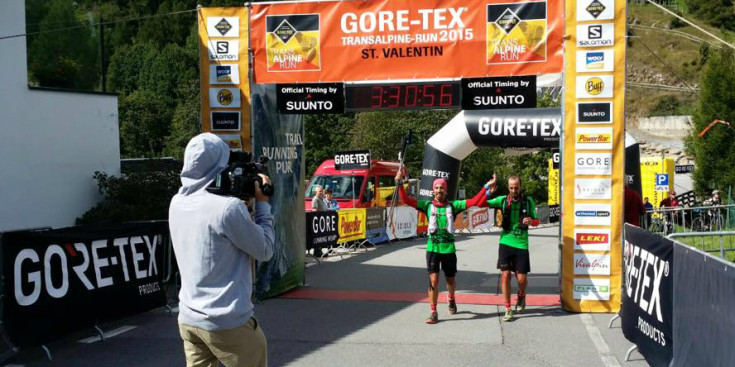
[334,150,370,170]
[672,244,735,366]
[1,221,169,348]
[622,224,674,367]
[305,211,339,250]
[365,208,388,244]
[465,107,561,148]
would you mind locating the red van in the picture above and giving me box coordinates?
[305,159,410,210]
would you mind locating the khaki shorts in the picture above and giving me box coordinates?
[179,318,267,367]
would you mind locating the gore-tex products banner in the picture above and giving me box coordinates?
[334,150,371,170]
[276,83,345,114]
[622,225,673,367]
[305,211,339,250]
[250,0,564,83]
[2,222,168,348]
[461,76,536,110]
[465,107,561,148]
[388,206,418,240]
[672,243,735,367]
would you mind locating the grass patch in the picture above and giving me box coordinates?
[672,233,735,263]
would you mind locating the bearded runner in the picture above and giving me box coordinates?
[396,173,496,324]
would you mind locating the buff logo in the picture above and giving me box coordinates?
[586,77,604,95]
[217,89,233,106]
[577,233,609,244]
[577,134,611,143]
[13,236,160,306]
[341,218,362,234]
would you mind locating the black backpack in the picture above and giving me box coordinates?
[501,195,531,232]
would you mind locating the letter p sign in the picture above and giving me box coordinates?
[655,174,668,186]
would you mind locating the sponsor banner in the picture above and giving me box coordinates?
[461,76,536,110]
[552,148,560,169]
[469,207,494,230]
[305,211,339,250]
[625,138,643,195]
[576,0,614,21]
[641,157,675,208]
[207,40,240,61]
[577,23,614,47]
[251,83,305,299]
[209,87,241,108]
[337,208,367,243]
[366,207,389,244]
[575,152,613,175]
[209,64,240,85]
[334,150,371,170]
[198,7,250,149]
[574,203,612,226]
[1,222,168,347]
[576,127,613,150]
[575,178,612,200]
[419,146,462,201]
[211,111,241,131]
[577,102,612,124]
[417,211,429,235]
[622,225,673,367]
[674,164,693,174]
[574,253,611,275]
[576,75,613,98]
[576,49,614,73]
[549,204,560,223]
[388,206,418,240]
[465,107,561,148]
[276,83,344,114]
[250,0,564,83]
[206,16,240,38]
[573,278,610,300]
[574,228,611,251]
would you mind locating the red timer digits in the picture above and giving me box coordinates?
[345,82,460,111]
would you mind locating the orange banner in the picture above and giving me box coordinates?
[250,0,563,83]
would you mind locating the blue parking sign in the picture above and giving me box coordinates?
[656,174,669,186]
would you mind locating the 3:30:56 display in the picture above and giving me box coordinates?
[345,82,460,111]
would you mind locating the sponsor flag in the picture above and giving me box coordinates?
[250,0,564,83]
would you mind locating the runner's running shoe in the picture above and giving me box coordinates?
[503,309,514,322]
[515,295,526,314]
[448,299,457,315]
[425,311,439,324]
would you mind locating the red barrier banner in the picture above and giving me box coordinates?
[250,0,563,83]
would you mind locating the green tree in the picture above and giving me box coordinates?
[119,90,172,157]
[685,0,735,31]
[304,113,355,177]
[686,48,735,195]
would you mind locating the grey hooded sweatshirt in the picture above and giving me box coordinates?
[169,133,274,331]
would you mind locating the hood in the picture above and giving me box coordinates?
[178,133,230,196]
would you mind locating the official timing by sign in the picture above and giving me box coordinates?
[461,76,536,110]
[277,83,344,114]
[250,0,564,83]
[334,150,371,170]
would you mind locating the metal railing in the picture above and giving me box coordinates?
[668,231,735,262]
[643,203,735,236]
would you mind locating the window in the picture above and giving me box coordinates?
[306,175,365,199]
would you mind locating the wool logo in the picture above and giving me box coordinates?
[586,77,604,95]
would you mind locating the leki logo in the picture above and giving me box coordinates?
[576,233,609,244]
[586,77,604,95]
[576,134,611,143]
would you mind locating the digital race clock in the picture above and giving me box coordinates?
[345,81,461,111]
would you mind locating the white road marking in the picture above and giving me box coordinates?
[78,325,137,344]
[580,313,622,367]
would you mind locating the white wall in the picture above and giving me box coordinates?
[0,0,120,231]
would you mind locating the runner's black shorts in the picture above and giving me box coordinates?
[497,244,531,273]
[426,251,457,277]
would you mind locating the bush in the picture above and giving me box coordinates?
[649,96,682,116]
[77,168,181,225]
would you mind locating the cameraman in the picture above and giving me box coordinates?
[169,133,275,367]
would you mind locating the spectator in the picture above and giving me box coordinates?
[624,185,646,227]
[324,188,340,210]
[643,197,653,228]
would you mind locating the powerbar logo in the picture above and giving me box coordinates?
[14,236,160,306]
[576,133,611,143]
[341,217,362,234]
[624,240,670,346]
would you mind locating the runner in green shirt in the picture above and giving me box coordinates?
[483,176,539,322]
[396,172,496,324]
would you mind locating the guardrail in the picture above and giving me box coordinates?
[667,231,735,261]
[643,203,735,236]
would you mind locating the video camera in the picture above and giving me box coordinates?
[208,151,274,200]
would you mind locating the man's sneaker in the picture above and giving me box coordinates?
[503,309,514,322]
[448,299,458,315]
[515,295,526,314]
[425,311,439,324]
